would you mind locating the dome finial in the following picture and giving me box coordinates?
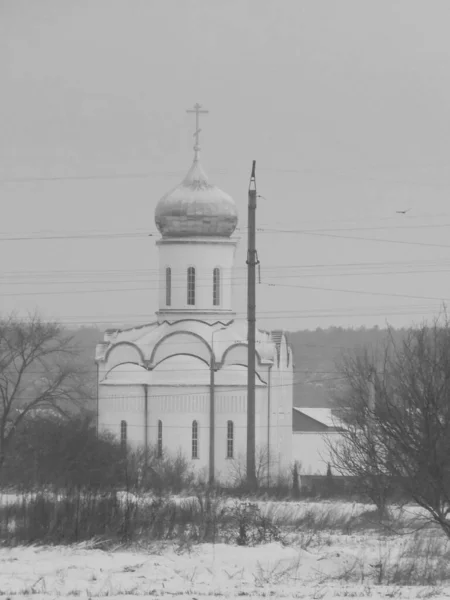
[186,103,209,161]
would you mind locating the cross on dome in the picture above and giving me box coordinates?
[154,105,238,238]
[186,103,209,159]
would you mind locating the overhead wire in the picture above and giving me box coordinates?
[2,218,450,242]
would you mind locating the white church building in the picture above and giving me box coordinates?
[95,107,295,484]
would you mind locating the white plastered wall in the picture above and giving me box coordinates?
[98,384,145,447]
[292,431,343,475]
[157,238,237,320]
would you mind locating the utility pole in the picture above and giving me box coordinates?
[247,160,257,489]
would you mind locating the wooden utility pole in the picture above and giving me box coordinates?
[247,160,257,488]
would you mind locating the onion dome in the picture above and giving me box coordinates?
[155,107,238,238]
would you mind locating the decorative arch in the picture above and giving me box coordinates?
[149,330,213,367]
[219,342,263,368]
[104,341,145,365]
[219,363,267,385]
[159,318,234,327]
[104,361,145,379]
[153,352,210,370]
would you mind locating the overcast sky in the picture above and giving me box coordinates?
[2,0,450,331]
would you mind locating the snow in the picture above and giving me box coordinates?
[1,495,450,598]
[1,536,449,598]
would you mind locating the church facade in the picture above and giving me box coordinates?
[95,108,293,484]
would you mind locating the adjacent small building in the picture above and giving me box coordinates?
[292,407,343,475]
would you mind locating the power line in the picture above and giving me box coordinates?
[270,228,450,250]
[2,277,449,305]
[2,218,450,242]
[12,304,440,327]
[263,282,450,304]
[3,264,450,289]
[9,375,346,403]
[6,258,450,278]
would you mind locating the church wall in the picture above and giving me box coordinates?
[280,357,293,472]
[148,386,210,475]
[98,384,146,447]
[211,386,269,484]
[267,346,294,482]
[157,240,236,314]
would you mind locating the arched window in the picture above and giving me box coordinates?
[192,420,199,459]
[120,420,127,450]
[165,267,171,306]
[227,420,234,459]
[213,268,220,306]
[157,420,163,458]
[187,267,196,305]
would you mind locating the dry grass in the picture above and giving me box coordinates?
[2,490,450,588]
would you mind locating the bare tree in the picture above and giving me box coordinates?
[328,314,450,536]
[0,313,91,472]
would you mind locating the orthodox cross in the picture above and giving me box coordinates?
[186,103,209,154]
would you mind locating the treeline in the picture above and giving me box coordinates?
[287,326,407,407]
[1,413,197,494]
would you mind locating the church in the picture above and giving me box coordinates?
[95,106,294,484]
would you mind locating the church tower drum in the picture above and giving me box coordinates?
[154,104,238,323]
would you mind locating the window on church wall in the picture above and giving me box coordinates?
[165,267,171,306]
[227,420,234,458]
[187,267,196,305]
[120,420,127,451]
[213,268,220,306]
[157,420,163,458]
[192,420,199,459]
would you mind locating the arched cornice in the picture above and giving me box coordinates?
[104,361,144,379]
[149,330,213,366]
[219,362,267,384]
[120,321,157,333]
[104,341,146,364]
[159,318,235,327]
[219,342,263,368]
[152,352,210,370]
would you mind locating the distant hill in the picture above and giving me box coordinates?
[70,325,407,410]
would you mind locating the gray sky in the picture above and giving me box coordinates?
[2,0,450,331]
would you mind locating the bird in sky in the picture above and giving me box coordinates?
[396,209,411,215]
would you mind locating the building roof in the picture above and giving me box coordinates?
[293,407,342,429]
[97,319,279,365]
[154,153,238,238]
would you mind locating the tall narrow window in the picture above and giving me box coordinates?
[165,267,171,306]
[120,420,127,450]
[192,420,199,459]
[187,267,196,305]
[213,268,220,306]
[157,420,163,458]
[227,420,234,459]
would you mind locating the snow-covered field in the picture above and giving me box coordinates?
[1,495,450,598]
[1,534,450,599]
